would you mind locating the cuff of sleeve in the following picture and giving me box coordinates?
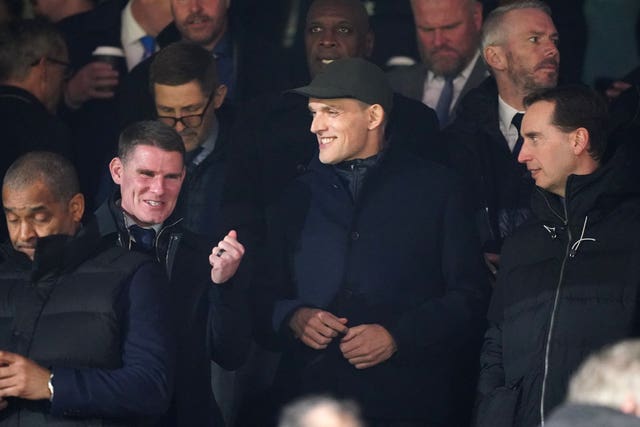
[47,367,83,417]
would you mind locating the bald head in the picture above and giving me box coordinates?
[305,0,374,78]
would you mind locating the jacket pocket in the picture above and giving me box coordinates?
[475,378,523,427]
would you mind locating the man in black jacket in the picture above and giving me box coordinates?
[475,85,640,427]
[95,120,250,426]
[0,151,173,425]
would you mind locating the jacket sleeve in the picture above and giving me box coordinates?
[477,322,506,396]
[49,261,175,418]
[207,274,252,370]
[383,177,491,361]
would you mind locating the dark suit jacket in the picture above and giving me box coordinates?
[387,54,488,125]
[445,76,534,253]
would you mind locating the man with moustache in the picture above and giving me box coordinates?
[445,0,560,273]
[388,0,488,126]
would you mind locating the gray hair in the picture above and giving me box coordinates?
[0,19,67,82]
[4,151,80,203]
[279,395,363,427]
[568,340,640,410]
[481,0,552,51]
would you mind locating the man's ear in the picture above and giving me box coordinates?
[68,193,85,223]
[572,127,590,155]
[484,45,506,72]
[367,104,385,130]
[109,157,124,185]
[212,84,228,109]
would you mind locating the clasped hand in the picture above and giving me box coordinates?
[289,308,397,369]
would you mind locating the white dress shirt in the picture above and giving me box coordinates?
[120,1,155,71]
[422,51,482,113]
[498,96,525,152]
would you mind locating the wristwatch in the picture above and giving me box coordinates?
[47,373,54,401]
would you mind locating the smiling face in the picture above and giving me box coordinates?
[3,179,83,260]
[109,145,185,227]
[501,8,560,93]
[171,0,228,50]
[411,0,482,77]
[518,100,577,197]
[308,98,382,164]
[305,0,373,78]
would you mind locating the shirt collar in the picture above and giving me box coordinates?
[190,117,219,166]
[120,203,163,234]
[121,1,146,48]
[498,95,525,133]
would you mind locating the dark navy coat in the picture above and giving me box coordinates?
[261,146,490,424]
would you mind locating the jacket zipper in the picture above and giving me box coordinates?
[539,199,571,426]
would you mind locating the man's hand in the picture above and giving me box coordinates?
[289,307,348,350]
[484,252,500,277]
[339,324,397,369]
[64,62,119,108]
[209,230,245,284]
[0,351,51,402]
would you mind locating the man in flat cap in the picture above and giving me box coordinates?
[259,57,489,427]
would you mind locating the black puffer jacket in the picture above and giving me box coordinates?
[475,144,640,427]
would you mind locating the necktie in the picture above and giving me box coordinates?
[511,113,525,158]
[435,77,455,126]
[140,35,156,61]
[129,225,156,252]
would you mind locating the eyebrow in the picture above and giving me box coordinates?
[524,131,541,139]
[4,205,48,214]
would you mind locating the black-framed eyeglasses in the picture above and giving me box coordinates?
[157,94,214,129]
[32,57,73,80]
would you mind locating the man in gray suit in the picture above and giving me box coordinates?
[387,0,487,126]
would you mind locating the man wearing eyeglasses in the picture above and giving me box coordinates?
[149,41,229,239]
[0,19,75,242]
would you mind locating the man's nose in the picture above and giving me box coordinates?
[517,141,531,164]
[310,114,326,134]
[432,29,446,48]
[149,175,166,194]
[319,31,337,47]
[187,0,202,12]
[18,221,36,242]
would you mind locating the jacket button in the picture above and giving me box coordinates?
[350,231,360,241]
[296,164,306,174]
[12,330,20,337]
